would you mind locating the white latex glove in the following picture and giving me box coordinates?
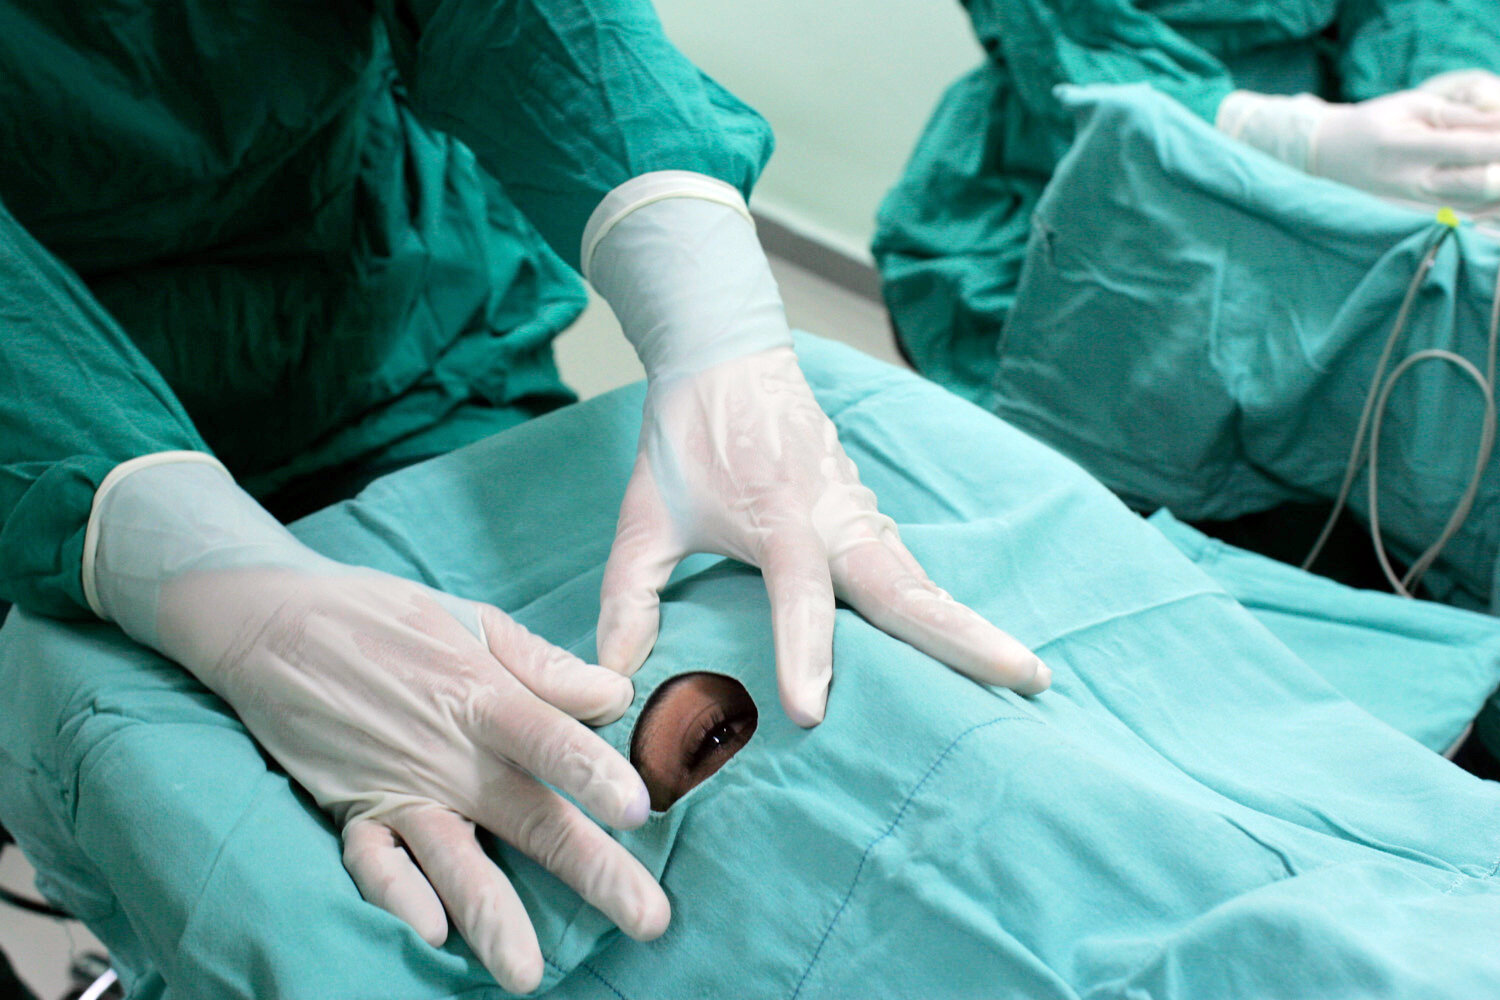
[83,456,667,994]
[1216,87,1500,213]
[583,173,1050,726]
[1420,69,1500,113]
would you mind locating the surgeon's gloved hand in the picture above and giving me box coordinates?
[1420,69,1500,113]
[83,457,667,994]
[583,173,1050,726]
[1216,86,1500,214]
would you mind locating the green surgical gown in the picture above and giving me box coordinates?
[0,0,773,619]
[874,0,1500,401]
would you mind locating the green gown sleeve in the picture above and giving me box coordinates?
[0,196,208,619]
[961,0,1238,128]
[373,0,775,272]
[1336,0,1500,101]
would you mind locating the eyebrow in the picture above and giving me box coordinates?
[630,673,696,765]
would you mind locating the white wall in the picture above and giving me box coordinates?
[653,0,983,262]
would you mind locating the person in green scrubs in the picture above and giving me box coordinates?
[0,3,1051,992]
[875,0,1500,401]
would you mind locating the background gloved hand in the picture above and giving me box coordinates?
[1216,81,1500,215]
[1420,69,1500,113]
[84,457,668,994]
[584,173,1050,725]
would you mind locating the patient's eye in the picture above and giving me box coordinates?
[630,672,758,811]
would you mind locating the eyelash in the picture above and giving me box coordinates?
[687,706,749,769]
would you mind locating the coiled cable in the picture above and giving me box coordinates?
[1303,214,1500,595]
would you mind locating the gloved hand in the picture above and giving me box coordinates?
[583,173,1050,726]
[1420,69,1500,113]
[1216,85,1500,213]
[84,456,667,994]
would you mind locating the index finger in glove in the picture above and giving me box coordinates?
[472,690,650,829]
[758,522,837,728]
[831,528,1050,696]
[478,605,634,726]
[598,454,683,678]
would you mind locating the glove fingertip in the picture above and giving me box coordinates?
[780,670,830,728]
[598,577,664,673]
[597,632,653,678]
[623,888,672,942]
[499,950,545,996]
[1012,656,1052,697]
[412,905,450,949]
[625,629,658,676]
[344,827,451,948]
[619,782,651,829]
[598,615,659,677]
[578,673,636,726]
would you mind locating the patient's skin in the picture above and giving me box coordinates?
[630,673,758,811]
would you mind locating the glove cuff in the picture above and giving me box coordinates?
[84,452,315,644]
[581,171,755,283]
[83,451,227,618]
[584,171,793,383]
[1215,90,1329,173]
